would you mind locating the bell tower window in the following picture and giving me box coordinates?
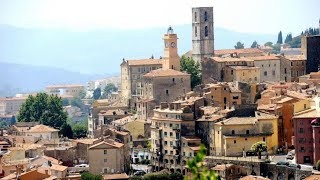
[194,12,197,22]
[205,26,208,37]
[195,26,197,37]
[204,11,208,21]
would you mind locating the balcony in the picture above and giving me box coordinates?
[172,126,180,131]
[223,132,273,137]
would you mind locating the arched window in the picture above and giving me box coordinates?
[204,11,208,21]
[195,26,197,37]
[205,26,208,37]
[194,12,197,21]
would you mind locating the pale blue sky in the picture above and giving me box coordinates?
[0,0,319,35]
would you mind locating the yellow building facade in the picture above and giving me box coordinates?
[224,66,260,83]
[213,111,278,157]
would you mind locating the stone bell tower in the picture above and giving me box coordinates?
[163,26,180,71]
[192,7,214,63]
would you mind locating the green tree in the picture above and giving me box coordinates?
[70,97,83,108]
[180,56,202,89]
[234,41,244,49]
[73,124,88,138]
[277,31,283,44]
[251,141,267,159]
[62,98,70,106]
[288,36,302,48]
[78,89,87,99]
[272,44,281,54]
[101,83,118,99]
[60,123,73,139]
[185,144,217,180]
[251,41,258,48]
[10,115,16,125]
[264,42,273,47]
[93,87,102,100]
[285,33,293,43]
[81,172,102,180]
[18,93,67,129]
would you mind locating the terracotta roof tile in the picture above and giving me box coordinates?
[50,164,68,172]
[127,59,162,66]
[216,117,256,125]
[248,55,280,61]
[28,125,59,133]
[210,57,253,62]
[143,69,189,77]
[240,175,270,180]
[103,173,129,180]
[282,55,306,61]
[214,48,263,55]
[89,139,124,149]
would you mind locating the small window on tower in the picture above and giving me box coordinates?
[205,26,208,37]
[204,11,208,21]
[194,12,197,21]
[195,26,197,37]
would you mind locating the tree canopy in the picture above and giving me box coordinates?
[18,93,67,129]
[101,83,118,99]
[284,33,293,43]
[180,56,202,89]
[277,31,283,44]
[70,96,83,108]
[93,87,102,100]
[251,141,267,159]
[234,41,244,49]
[251,41,259,48]
[60,123,73,139]
[73,124,88,138]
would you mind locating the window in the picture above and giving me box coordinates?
[194,12,197,21]
[245,138,247,141]
[104,159,107,163]
[234,140,236,144]
[291,62,293,66]
[297,71,299,76]
[204,11,208,21]
[246,130,249,134]
[231,130,235,134]
[224,97,227,104]
[195,26,197,37]
[170,141,173,146]
[264,71,267,76]
[304,104,307,109]
[233,96,239,100]
[165,150,168,154]
[254,77,257,81]
[170,151,173,155]
[172,78,175,83]
[183,152,185,156]
[263,137,266,141]
[166,90,169,95]
[104,150,107,154]
[164,132,167,137]
[170,123,173,127]
[300,147,305,152]
[299,128,304,133]
[189,152,192,157]
[170,132,173,137]
[272,70,275,76]
[205,26,208,37]
[164,141,168,145]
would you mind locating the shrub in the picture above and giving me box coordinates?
[316,160,320,171]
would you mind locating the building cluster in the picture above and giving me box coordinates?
[0,4,320,180]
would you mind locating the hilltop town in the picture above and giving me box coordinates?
[1,4,320,180]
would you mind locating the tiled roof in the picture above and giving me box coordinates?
[103,173,129,180]
[0,97,27,101]
[28,125,59,133]
[46,84,84,88]
[143,69,189,77]
[182,136,201,141]
[50,164,68,172]
[214,48,263,55]
[248,55,280,61]
[212,164,234,171]
[255,111,278,119]
[282,55,306,61]
[190,146,201,151]
[216,117,256,125]
[210,57,253,62]
[89,139,124,149]
[294,108,320,118]
[127,59,162,66]
[73,138,99,145]
[228,66,260,70]
[304,175,320,180]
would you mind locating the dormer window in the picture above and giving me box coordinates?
[205,26,208,37]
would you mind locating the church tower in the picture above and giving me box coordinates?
[163,26,180,71]
[192,7,214,63]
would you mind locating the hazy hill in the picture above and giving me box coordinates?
[0,24,276,95]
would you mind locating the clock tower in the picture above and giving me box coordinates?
[163,26,180,70]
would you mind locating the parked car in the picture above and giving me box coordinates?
[75,164,89,168]
[286,154,294,160]
[276,161,289,166]
[133,170,146,176]
[288,163,301,169]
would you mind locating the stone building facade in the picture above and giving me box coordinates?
[224,66,260,83]
[136,69,191,120]
[0,97,27,115]
[45,84,85,97]
[279,55,306,82]
[150,102,198,173]
[249,55,281,82]
[192,7,214,63]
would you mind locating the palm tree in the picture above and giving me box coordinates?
[251,141,267,159]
